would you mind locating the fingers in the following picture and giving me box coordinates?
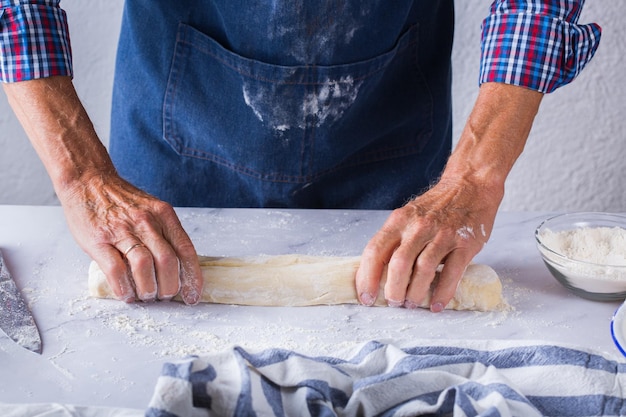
[124,203,202,305]
[429,252,471,312]
[94,246,136,303]
[58,172,203,305]
[357,206,441,309]
[178,257,203,305]
[121,241,157,302]
[90,204,202,305]
[355,220,401,306]
[403,233,463,311]
[383,234,424,307]
[159,208,203,305]
[356,202,488,312]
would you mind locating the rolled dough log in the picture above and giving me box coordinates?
[88,255,504,311]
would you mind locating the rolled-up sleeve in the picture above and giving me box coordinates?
[0,0,72,82]
[480,0,601,93]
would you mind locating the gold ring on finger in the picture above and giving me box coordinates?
[123,243,145,258]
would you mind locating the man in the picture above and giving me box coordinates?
[1,1,600,310]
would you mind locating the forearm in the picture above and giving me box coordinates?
[2,76,115,199]
[441,82,543,196]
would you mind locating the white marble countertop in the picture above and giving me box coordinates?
[0,205,623,409]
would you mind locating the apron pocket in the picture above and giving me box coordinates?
[163,22,432,183]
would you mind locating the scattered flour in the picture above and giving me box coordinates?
[456,226,476,240]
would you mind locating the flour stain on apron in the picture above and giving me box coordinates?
[242,75,363,134]
[241,1,369,135]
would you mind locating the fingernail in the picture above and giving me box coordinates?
[119,290,136,304]
[431,302,445,313]
[182,286,201,306]
[387,299,404,308]
[139,290,157,303]
[360,292,376,306]
[404,300,419,310]
[185,296,200,306]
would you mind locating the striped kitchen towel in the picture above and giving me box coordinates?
[145,339,626,417]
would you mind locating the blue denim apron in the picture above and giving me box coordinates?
[109,1,454,209]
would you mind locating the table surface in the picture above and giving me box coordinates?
[0,205,623,409]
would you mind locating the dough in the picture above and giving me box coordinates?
[88,255,504,311]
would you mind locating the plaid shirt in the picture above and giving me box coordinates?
[481,0,601,93]
[0,0,72,82]
[0,1,601,94]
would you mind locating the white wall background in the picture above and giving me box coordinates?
[0,1,623,211]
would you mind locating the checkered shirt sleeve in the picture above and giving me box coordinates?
[480,0,601,93]
[0,0,72,82]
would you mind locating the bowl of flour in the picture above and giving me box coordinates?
[535,212,626,301]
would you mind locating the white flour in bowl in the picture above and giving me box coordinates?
[540,226,626,266]
[539,226,626,291]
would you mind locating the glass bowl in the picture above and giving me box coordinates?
[535,212,626,301]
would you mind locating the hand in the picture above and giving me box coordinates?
[355,83,542,312]
[3,76,203,305]
[355,176,500,312]
[60,171,203,304]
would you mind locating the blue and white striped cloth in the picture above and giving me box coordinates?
[145,340,626,417]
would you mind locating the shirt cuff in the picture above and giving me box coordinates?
[479,1,601,93]
[0,3,73,83]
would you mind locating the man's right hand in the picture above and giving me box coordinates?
[61,171,203,304]
[3,76,203,304]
